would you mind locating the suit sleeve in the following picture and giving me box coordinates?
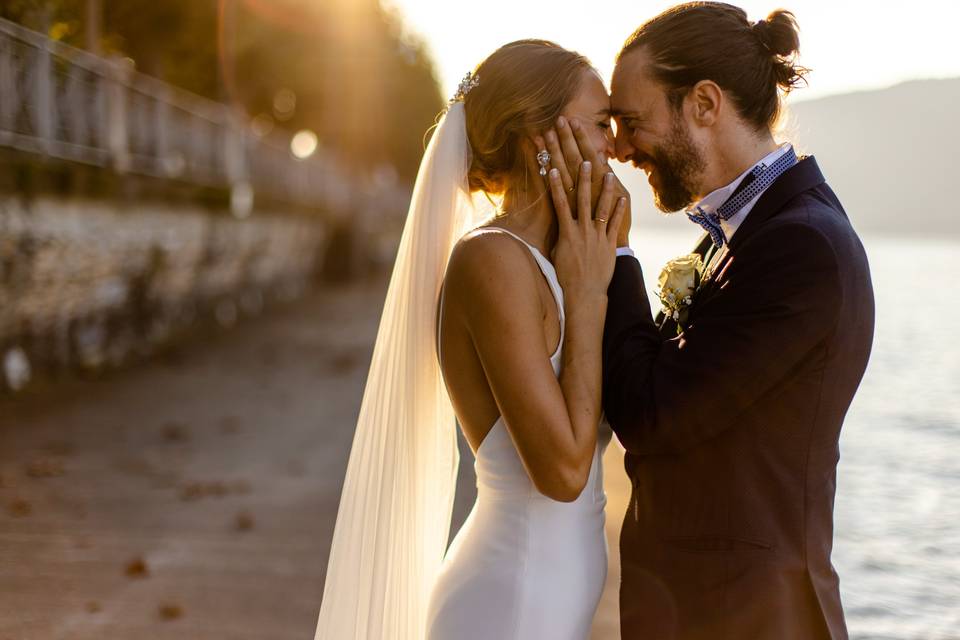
[601,222,842,455]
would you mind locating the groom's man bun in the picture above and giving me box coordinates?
[619,2,808,131]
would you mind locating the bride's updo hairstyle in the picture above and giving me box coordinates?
[462,39,592,195]
[619,2,808,131]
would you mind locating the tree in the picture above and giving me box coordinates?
[1,0,445,182]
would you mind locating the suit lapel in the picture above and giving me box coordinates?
[686,157,827,319]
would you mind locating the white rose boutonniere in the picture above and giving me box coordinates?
[657,254,705,334]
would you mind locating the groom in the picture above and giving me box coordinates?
[551,3,874,639]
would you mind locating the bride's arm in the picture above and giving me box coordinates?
[444,233,604,502]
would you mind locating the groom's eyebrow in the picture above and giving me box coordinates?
[596,108,613,118]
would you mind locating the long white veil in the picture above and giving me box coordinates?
[314,102,481,639]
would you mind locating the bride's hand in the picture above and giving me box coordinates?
[543,117,632,248]
[548,160,627,299]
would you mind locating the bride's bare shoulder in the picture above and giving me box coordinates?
[444,229,540,311]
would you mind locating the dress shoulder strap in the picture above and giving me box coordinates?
[469,228,565,364]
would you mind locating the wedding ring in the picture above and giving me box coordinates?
[566,185,575,193]
[596,217,608,223]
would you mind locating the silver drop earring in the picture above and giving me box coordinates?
[537,149,551,176]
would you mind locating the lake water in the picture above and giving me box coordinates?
[628,228,960,640]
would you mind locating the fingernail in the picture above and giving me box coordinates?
[557,116,566,128]
[605,173,613,184]
[546,131,557,143]
[550,168,559,178]
[583,161,591,172]
[570,118,580,130]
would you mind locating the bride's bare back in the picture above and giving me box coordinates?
[438,227,592,501]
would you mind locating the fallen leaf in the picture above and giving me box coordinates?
[159,603,183,620]
[26,457,65,478]
[8,498,31,517]
[161,422,189,443]
[42,440,76,456]
[125,557,149,578]
[234,510,255,532]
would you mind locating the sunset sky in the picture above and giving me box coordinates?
[384,0,960,104]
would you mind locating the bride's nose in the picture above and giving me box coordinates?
[602,130,616,159]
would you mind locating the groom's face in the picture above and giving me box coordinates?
[611,49,706,212]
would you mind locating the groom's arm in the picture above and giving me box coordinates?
[602,222,842,456]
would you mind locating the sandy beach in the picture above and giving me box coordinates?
[0,276,629,639]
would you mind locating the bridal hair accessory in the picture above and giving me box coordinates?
[537,149,551,176]
[450,71,480,104]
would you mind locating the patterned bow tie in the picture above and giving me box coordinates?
[686,146,799,247]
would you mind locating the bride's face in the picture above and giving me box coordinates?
[560,69,615,161]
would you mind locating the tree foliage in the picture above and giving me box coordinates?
[1,0,444,182]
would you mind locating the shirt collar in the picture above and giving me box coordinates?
[687,143,794,246]
[687,143,794,218]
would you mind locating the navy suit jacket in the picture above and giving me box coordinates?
[603,157,875,640]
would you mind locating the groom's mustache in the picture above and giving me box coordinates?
[630,153,656,171]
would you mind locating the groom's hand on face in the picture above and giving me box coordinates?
[545,117,632,248]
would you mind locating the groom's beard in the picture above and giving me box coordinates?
[637,117,705,213]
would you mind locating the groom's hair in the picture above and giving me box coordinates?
[619,2,808,131]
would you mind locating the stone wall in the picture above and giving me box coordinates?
[0,196,327,390]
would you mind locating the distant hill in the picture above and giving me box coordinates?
[619,77,960,236]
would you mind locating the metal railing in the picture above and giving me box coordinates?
[0,16,358,213]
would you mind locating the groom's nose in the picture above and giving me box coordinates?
[614,132,635,164]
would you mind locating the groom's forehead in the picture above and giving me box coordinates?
[613,48,652,84]
[611,49,661,109]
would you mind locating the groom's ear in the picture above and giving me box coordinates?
[687,79,723,128]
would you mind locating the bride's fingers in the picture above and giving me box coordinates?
[607,197,628,247]
[594,172,616,224]
[544,130,574,192]
[569,119,604,171]
[577,161,592,231]
[558,117,585,184]
[548,168,576,233]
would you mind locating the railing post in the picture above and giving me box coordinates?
[33,32,52,152]
[226,110,253,218]
[105,55,130,172]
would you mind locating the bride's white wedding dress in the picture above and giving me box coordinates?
[427,228,613,640]
[314,103,611,640]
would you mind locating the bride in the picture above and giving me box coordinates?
[315,39,629,639]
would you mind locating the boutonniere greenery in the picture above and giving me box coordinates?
[657,253,705,334]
